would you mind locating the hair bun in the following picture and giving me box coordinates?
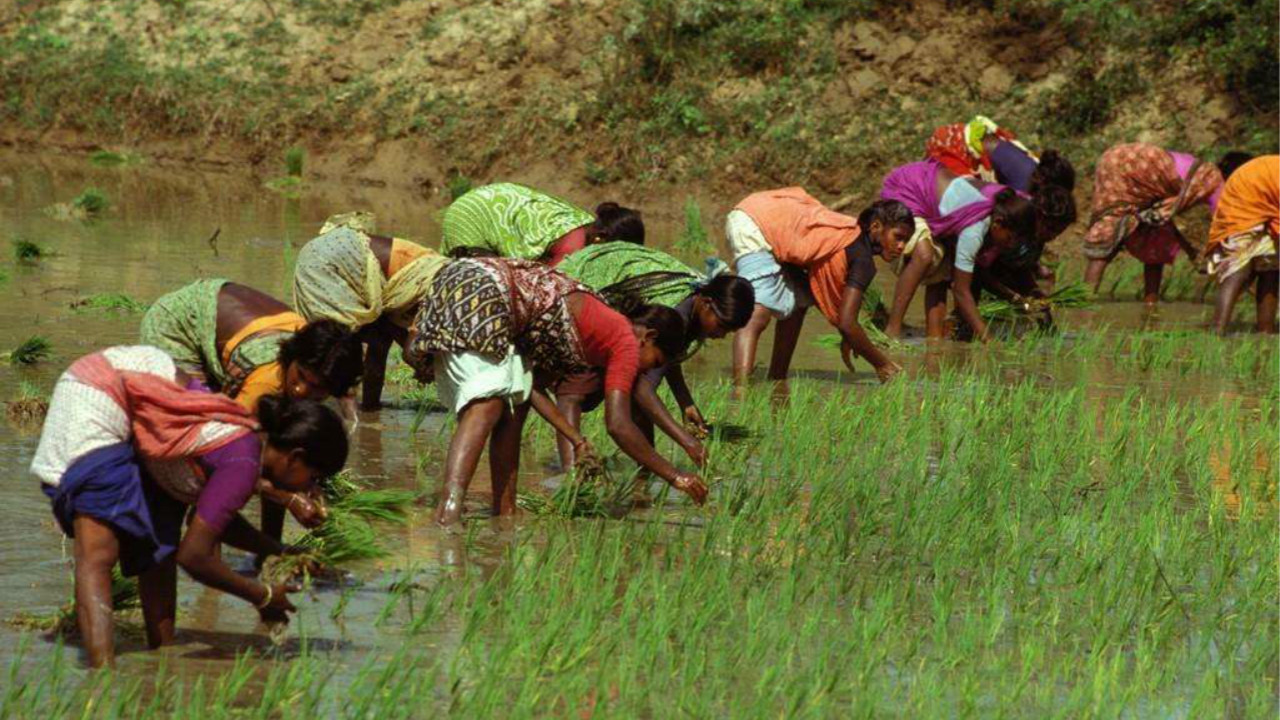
[595,202,622,222]
[257,395,284,430]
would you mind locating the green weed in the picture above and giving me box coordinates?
[446,172,473,201]
[5,336,51,365]
[284,145,305,177]
[70,293,148,313]
[11,239,49,263]
[71,187,109,215]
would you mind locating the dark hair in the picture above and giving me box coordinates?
[1217,152,1254,181]
[1029,149,1075,193]
[628,304,686,361]
[593,202,645,245]
[857,199,915,239]
[278,320,364,397]
[990,188,1038,242]
[694,274,754,331]
[1031,183,1077,242]
[258,396,349,478]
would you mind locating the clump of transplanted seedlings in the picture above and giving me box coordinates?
[265,147,306,197]
[12,238,51,263]
[4,336,51,365]
[71,293,148,313]
[7,567,140,636]
[5,381,49,428]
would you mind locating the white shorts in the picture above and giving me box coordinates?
[434,347,532,415]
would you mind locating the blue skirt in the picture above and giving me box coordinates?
[43,443,185,576]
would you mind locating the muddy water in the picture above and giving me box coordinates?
[0,150,1256,689]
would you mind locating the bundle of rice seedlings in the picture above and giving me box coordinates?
[12,239,49,263]
[4,336,51,365]
[71,188,109,215]
[6,381,49,428]
[517,458,633,519]
[7,568,139,636]
[265,473,417,582]
[813,285,903,354]
[979,282,1094,321]
[71,293,148,313]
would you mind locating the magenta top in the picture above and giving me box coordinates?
[183,377,263,533]
[1169,151,1222,214]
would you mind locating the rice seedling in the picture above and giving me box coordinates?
[447,172,473,201]
[284,146,305,177]
[5,381,48,428]
[11,238,50,263]
[89,149,143,166]
[673,196,713,258]
[979,281,1094,321]
[517,457,633,518]
[69,292,148,313]
[4,336,51,365]
[7,568,140,636]
[71,187,109,215]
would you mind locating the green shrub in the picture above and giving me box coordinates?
[1042,62,1142,136]
[71,187,109,214]
[284,146,305,177]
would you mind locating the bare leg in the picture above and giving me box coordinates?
[1142,263,1164,306]
[360,332,393,411]
[1084,258,1109,292]
[732,304,773,385]
[887,244,936,338]
[436,397,505,526]
[1256,270,1279,334]
[72,515,121,668]
[1212,267,1254,335]
[553,394,585,471]
[138,556,177,650]
[767,307,807,381]
[489,401,531,517]
[923,282,949,339]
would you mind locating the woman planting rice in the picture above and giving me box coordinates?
[554,242,754,468]
[927,119,1078,306]
[141,279,363,537]
[880,160,1037,341]
[408,258,707,526]
[1206,155,1279,334]
[1082,144,1251,305]
[30,346,348,667]
[292,214,448,409]
[440,182,644,265]
[725,189,913,386]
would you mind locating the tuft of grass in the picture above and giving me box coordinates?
[446,172,473,201]
[71,187,109,215]
[12,238,51,263]
[672,196,713,258]
[5,381,49,427]
[4,336,51,365]
[70,293,148,314]
[284,145,305,177]
[89,149,142,166]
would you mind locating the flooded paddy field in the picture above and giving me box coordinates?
[0,151,1275,717]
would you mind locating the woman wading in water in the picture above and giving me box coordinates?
[31,346,348,667]
[141,278,363,538]
[408,258,707,526]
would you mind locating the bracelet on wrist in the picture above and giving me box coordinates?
[256,583,273,609]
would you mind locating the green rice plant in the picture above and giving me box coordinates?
[673,196,713,258]
[7,567,139,635]
[4,336,51,365]
[5,381,48,427]
[517,459,633,518]
[979,281,1094,321]
[89,149,142,166]
[71,187,109,215]
[284,146,305,177]
[70,292,148,313]
[12,238,49,263]
[447,172,473,201]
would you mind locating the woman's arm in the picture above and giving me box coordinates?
[836,287,898,380]
[665,364,708,431]
[631,374,706,467]
[530,389,591,450]
[603,390,707,504]
[175,515,296,614]
[952,270,988,341]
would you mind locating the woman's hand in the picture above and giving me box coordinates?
[874,361,903,384]
[683,406,710,439]
[670,473,708,505]
[257,581,300,623]
[285,491,328,529]
[572,437,604,477]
